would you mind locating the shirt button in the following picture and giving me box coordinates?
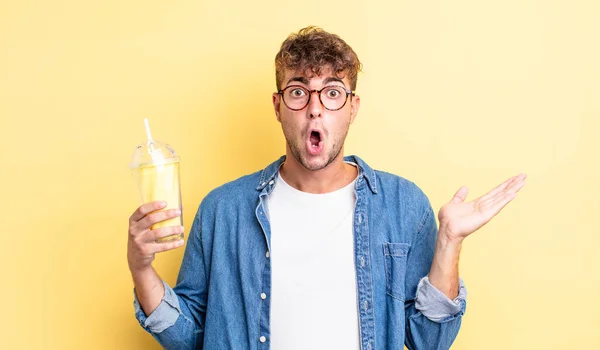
[357,214,363,224]
[259,336,266,343]
[367,343,372,350]
[266,251,270,258]
[363,300,369,310]
[360,257,365,267]
[261,182,266,186]
[269,180,274,185]
[260,293,267,300]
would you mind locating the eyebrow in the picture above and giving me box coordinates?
[285,76,348,88]
[286,76,309,86]
[323,77,347,87]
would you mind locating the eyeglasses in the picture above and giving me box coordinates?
[277,85,355,111]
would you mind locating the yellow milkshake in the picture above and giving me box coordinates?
[131,160,182,241]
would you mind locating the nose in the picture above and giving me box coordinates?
[306,90,323,119]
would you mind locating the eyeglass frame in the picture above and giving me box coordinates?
[277,85,356,111]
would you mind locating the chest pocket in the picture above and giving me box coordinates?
[383,242,410,301]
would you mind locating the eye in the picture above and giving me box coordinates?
[290,88,306,98]
[325,87,343,98]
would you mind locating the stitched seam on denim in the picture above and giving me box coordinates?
[353,157,377,194]
[371,168,378,193]
[188,205,208,333]
[386,243,409,257]
[258,254,266,346]
[408,310,424,321]
[161,285,195,327]
[257,169,267,189]
[352,185,365,349]
[257,156,286,190]
[384,254,407,301]
[383,244,392,296]
[196,211,210,303]
[411,301,465,323]
[257,225,269,350]
[386,291,405,302]
[415,207,432,237]
[257,266,266,349]
[179,309,195,326]
[362,167,378,194]
[364,211,376,349]
[162,293,181,314]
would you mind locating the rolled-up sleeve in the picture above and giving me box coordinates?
[133,280,181,333]
[415,276,467,323]
[404,200,466,350]
[131,205,208,349]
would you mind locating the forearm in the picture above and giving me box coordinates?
[427,234,462,299]
[131,266,165,316]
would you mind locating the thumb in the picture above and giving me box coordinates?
[451,186,469,204]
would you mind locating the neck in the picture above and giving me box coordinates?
[279,150,358,194]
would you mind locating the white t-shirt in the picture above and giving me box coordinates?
[267,171,360,350]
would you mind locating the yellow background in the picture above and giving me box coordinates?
[1,0,598,349]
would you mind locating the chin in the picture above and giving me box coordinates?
[299,154,332,171]
[287,138,338,171]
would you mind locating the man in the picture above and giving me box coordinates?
[128,26,526,349]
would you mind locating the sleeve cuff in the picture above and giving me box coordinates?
[415,276,467,323]
[133,280,181,333]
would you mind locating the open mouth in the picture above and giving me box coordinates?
[310,130,321,147]
[306,129,324,155]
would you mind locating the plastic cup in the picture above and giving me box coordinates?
[130,139,183,242]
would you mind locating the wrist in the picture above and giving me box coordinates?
[129,262,154,277]
[432,229,463,274]
[436,236,463,252]
[437,226,465,248]
[430,230,462,299]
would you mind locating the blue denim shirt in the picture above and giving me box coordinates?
[134,155,467,349]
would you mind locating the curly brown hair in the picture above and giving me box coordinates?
[274,26,362,91]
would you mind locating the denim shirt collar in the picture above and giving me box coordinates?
[255,154,378,194]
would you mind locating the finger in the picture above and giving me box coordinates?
[139,208,182,230]
[151,239,185,254]
[130,201,167,223]
[488,176,527,204]
[486,179,526,214]
[144,225,185,243]
[481,175,517,200]
[511,177,527,195]
[488,191,518,216]
[482,173,527,202]
[451,186,469,204]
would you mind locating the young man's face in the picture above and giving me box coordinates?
[272,67,360,172]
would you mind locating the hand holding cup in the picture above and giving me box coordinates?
[127,201,184,273]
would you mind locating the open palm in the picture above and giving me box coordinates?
[438,173,527,242]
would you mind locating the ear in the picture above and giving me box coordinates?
[272,93,282,122]
[349,94,360,124]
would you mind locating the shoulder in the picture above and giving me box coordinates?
[373,169,431,209]
[200,170,262,210]
[348,154,430,209]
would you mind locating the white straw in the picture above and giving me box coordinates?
[144,118,154,143]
